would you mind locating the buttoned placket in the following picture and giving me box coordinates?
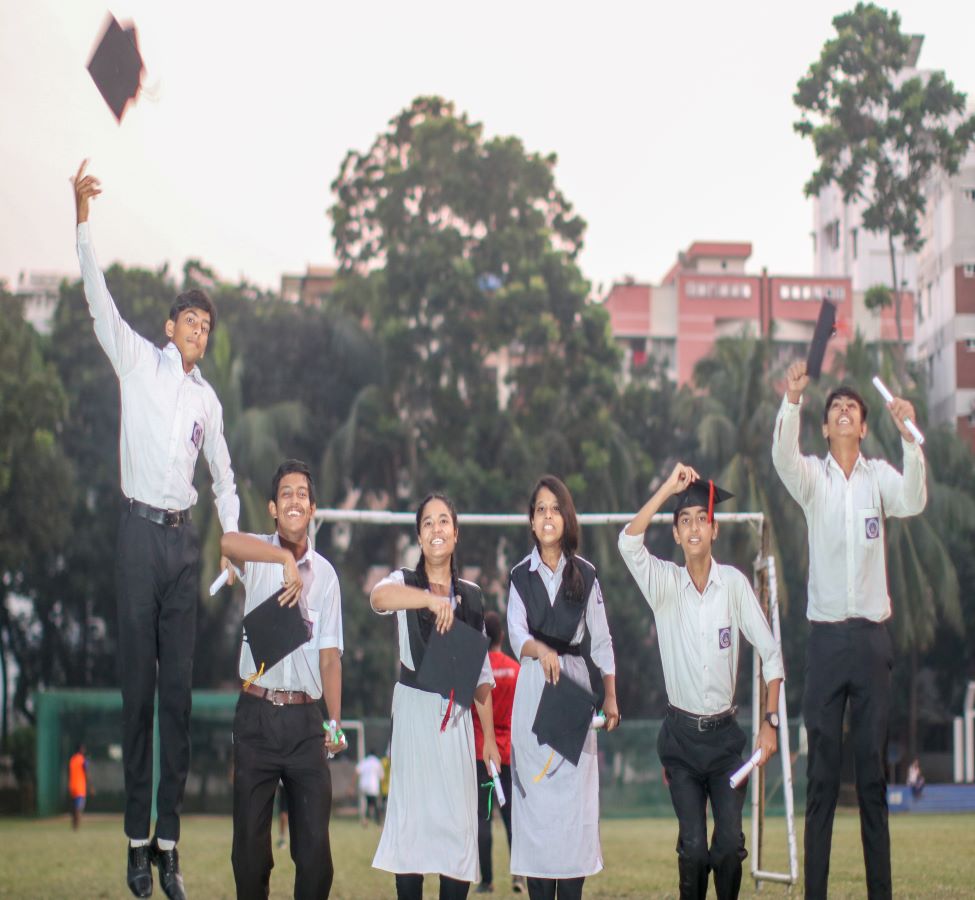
[161,360,196,505]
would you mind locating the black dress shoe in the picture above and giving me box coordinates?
[150,840,187,900]
[127,844,153,897]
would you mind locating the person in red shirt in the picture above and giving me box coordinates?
[68,744,88,831]
[474,611,525,895]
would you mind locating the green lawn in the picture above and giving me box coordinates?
[1,811,972,898]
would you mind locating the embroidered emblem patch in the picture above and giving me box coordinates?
[718,626,731,649]
[190,421,204,450]
[865,516,881,540]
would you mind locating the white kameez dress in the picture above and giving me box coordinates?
[371,570,494,882]
[507,549,616,879]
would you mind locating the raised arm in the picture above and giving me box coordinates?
[72,160,151,377]
[772,361,817,508]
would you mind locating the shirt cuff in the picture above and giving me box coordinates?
[77,222,91,243]
[902,436,924,457]
[220,517,240,535]
[780,393,802,414]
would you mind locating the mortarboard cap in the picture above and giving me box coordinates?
[416,617,490,709]
[673,479,733,523]
[87,14,145,123]
[242,589,312,673]
[532,675,598,767]
[806,299,838,381]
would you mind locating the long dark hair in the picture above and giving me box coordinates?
[528,475,585,605]
[414,492,460,598]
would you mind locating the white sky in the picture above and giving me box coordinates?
[2,1,973,295]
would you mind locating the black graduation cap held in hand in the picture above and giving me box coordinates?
[242,589,312,674]
[87,13,145,123]
[806,299,838,381]
[532,675,598,767]
[673,479,734,524]
[416,617,490,709]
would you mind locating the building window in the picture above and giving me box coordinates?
[964,264,975,278]
[741,283,752,298]
[966,338,975,352]
[962,187,975,202]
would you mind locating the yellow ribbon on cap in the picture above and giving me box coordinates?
[242,662,265,690]
[533,749,555,783]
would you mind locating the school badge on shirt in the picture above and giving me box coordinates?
[864,516,881,540]
[718,627,731,649]
[190,420,204,450]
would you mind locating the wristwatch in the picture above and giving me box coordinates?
[765,712,780,728]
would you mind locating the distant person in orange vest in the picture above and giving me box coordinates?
[68,743,89,831]
[473,611,525,895]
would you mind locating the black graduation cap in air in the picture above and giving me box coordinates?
[673,479,734,523]
[86,14,145,123]
[241,589,312,673]
[416,617,490,709]
[806,299,838,381]
[532,676,598,767]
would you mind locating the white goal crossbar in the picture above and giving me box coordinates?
[312,507,796,887]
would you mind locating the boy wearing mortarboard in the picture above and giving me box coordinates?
[220,460,345,900]
[619,463,784,900]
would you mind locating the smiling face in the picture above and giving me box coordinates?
[673,504,718,561]
[269,471,315,543]
[165,307,211,370]
[531,486,565,553]
[417,497,458,566]
[822,393,868,445]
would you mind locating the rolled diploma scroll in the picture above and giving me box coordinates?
[325,720,347,759]
[871,376,925,445]
[489,760,506,807]
[209,569,230,596]
[729,749,763,789]
[592,714,607,729]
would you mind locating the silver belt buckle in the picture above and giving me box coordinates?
[697,715,709,732]
[271,690,285,706]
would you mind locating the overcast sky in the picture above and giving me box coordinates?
[2,1,972,296]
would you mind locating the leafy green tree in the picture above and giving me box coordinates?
[794,2,975,367]
[0,292,74,740]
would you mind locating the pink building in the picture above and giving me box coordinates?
[603,241,914,386]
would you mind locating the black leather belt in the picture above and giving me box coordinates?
[668,704,737,732]
[128,498,191,528]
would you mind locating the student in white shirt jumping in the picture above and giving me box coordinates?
[619,463,783,900]
[772,362,926,900]
[72,161,239,900]
[221,459,345,899]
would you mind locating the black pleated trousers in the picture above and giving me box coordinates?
[657,712,748,900]
[803,618,893,900]
[115,505,199,842]
[232,692,334,900]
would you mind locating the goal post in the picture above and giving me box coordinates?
[312,507,797,887]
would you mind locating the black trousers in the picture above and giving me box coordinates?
[232,693,334,900]
[475,760,513,886]
[657,713,747,900]
[394,873,470,899]
[116,506,200,842]
[526,876,584,900]
[803,619,892,900]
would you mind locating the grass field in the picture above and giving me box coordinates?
[1,811,972,898]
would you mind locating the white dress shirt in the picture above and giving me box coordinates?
[772,394,927,622]
[371,569,494,689]
[506,548,616,676]
[77,222,240,533]
[618,529,784,715]
[235,533,343,697]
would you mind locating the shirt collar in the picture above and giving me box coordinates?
[529,545,565,577]
[679,557,723,596]
[271,531,314,568]
[163,342,203,384]
[825,449,869,478]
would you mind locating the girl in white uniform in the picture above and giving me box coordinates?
[507,475,620,900]
[371,493,501,900]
